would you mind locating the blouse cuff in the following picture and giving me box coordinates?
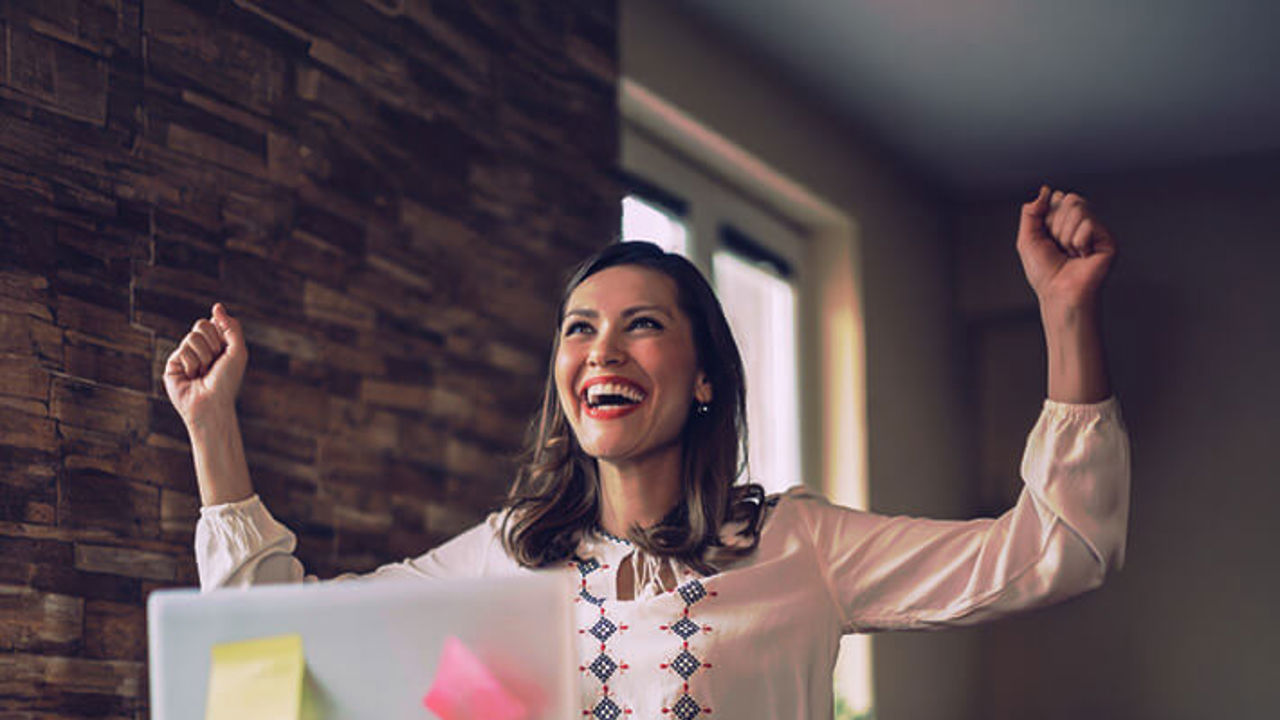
[1023,393,1129,573]
[194,493,297,590]
[1041,394,1120,418]
[199,493,266,517]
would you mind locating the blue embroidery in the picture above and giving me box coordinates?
[590,617,618,642]
[672,694,703,720]
[596,527,632,545]
[592,697,622,720]
[676,579,707,606]
[670,649,701,679]
[670,617,699,639]
[661,578,715,716]
[575,557,630,717]
[588,653,618,682]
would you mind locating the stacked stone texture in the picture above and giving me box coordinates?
[0,1,619,716]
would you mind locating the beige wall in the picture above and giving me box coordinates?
[622,1,980,717]
[954,155,1280,718]
[625,3,1280,718]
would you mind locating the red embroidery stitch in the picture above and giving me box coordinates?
[575,557,632,719]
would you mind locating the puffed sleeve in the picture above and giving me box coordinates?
[194,494,509,591]
[794,396,1129,633]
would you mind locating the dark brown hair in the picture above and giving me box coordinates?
[500,241,767,575]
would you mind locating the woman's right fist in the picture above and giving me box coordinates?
[163,303,249,430]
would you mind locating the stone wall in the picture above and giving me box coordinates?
[0,1,619,716]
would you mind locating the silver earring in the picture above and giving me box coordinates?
[695,402,710,416]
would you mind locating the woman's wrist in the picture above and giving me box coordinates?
[1038,297,1110,404]
[184,403,240,443]
[1037,294,1099,333]
[186,408,255,507]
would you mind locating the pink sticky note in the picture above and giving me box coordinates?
[423,636,529,720]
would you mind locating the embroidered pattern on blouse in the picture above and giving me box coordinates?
[574,557,632,718]
[659,578,716,718]
[595,527,633,546]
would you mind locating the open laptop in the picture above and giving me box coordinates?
[147,572,576,719]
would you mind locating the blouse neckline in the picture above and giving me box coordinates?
[594,527,632,546]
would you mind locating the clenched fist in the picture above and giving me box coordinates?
[1016,186,1117,313]
[163,303,249,430]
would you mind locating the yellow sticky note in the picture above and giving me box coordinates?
[206,633,305,720]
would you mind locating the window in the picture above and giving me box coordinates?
[620,78,870,719]
[712,231,800,492]
[621,195,687,257]
[620,192,802,494]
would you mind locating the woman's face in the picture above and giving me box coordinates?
[555,265,711,464]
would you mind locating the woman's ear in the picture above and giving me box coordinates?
[694,372,713,404]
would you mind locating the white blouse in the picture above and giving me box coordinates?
[195,397,1130,720]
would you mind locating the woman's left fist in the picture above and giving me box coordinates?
[1016,185,1117,311]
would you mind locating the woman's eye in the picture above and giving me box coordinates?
[629,317,663,331]
[564,321,593,336]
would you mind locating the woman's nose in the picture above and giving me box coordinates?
[587,332,625,367]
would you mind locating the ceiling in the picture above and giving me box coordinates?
[679,0,1280,195]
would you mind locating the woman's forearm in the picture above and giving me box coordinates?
[188,409,255,507]
[1040,302,1111,404]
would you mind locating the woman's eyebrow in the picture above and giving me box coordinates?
[621,304,671,318]
[563,305,672,320]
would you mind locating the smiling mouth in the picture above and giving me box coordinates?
[580,380,647,419]
[583,400,641,420]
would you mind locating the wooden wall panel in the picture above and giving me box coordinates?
[0,0,619,716]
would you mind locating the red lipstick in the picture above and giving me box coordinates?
[584,403,641,420]
[579,375,647,420]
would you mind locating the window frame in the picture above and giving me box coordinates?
[619,77,873,716]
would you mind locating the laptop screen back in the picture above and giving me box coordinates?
[147,572,575,719]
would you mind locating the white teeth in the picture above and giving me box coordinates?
[585,382,646,406]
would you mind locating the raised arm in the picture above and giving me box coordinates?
[1016,185,1116,403]
[165,303,284,589]
[163,303,254,506]
[165,305,508,590]
[797,187,1129,632]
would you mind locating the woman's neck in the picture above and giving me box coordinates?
[596,446,683,539]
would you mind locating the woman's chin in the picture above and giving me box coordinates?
[578,436,683,467]
[574,423,631,457]
[579,441,635,462]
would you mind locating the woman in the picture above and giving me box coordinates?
[166,186,1129,718]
